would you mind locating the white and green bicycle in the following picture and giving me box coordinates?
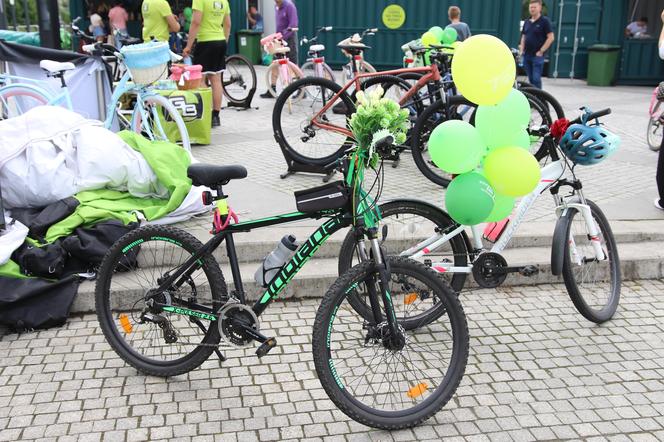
[339,107,621,324]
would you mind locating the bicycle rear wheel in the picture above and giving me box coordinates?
[223,54,257,104]
[95,225,227,377]
[131,93,191,152]
[272,76,355,166]
[312,257,469,430]
[0,85,50,120]
[560,199,621,323]
[647,117,662,151]
[410,96,477,187]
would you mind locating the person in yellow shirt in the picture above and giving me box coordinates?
[141,0,180,42]
[183,0,231,127]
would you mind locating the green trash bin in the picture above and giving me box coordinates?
[587,44,621,86]
[237,30,262,65]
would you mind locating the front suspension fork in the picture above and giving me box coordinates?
[365,228,400,337]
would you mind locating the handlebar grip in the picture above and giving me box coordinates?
[289,27,299,32]
[82,44,96,54]
[374,134,395,152]
[325,26,333,31]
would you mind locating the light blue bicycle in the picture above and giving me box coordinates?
[0,42,190,151]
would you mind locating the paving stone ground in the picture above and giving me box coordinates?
[2,279,664,441]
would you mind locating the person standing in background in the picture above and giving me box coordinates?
[142,0,180,42]
[260,0,298,98]
[89,14,107,42]
[654,9,664,211]
[108,0,129,49]
[248,5,264,32]
[183,0,231,128]
[625,17,649,38]
[519,0,554,89]
[446,6,471,41]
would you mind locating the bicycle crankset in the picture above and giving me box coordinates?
[472,252,508,288]
[217,303,260,348]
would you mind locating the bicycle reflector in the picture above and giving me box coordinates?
[407,383,429,399]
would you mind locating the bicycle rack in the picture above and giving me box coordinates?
[276,133,337,182]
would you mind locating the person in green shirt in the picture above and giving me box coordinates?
[183,0,231,127]
[141,0,180,42]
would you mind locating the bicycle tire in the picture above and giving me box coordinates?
[560,199,621,323]
[338,199,469,291]
[410,95,477,187]
[647,117,662,152]
[95,225,227,377]
[520,86,565,120]
[0,84,51,120]
[312,256,469,430]
[223,54,257,104]
[131,93,191,152]
[522,90,552,156]
[272,76,355,166]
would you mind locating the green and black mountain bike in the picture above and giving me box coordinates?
[95,134,469,430]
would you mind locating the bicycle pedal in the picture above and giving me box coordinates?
[255,337,277,358]
[519,265,539,277]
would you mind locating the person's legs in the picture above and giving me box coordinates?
[656,134,664,209]
[286,33,298,65]
[530,55,544,89]
[522,54,534,86]
[209,73,222,127]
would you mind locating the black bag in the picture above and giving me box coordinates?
[294,181,350,213]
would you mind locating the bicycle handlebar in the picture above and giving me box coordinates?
[570,107,611,125]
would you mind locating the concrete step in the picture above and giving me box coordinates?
[71,239,664,313]
[182,219,664,263]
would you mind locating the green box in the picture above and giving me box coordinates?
[155,88,212,145]
[587,44,621,87]
[237,30,262,65]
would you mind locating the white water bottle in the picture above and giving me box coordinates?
[254,235,299,287]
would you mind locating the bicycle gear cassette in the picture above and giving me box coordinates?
[472,252,508,288]
[217,303,260,348]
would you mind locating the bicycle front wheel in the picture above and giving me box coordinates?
[273,76,355,166]
[560,199,621,323]
[95,225,227,377]
[131,93,191,152]
[223,54,257,104]
[0,84,50,120]
[313,257,469,430]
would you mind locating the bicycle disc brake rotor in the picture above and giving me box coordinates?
[472,252,508,288]
[217,303,260,348]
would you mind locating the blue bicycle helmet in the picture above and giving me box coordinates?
[559,124,620,166]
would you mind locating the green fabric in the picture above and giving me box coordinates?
[142,0,173,42]
[44,132,192,242]
[0,260,29,279]
[192,0,230,42]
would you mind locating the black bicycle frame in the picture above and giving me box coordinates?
[150,208,353,319]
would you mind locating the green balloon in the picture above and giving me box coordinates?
[445,172,495,225]
[442,27,458,44]
[512,129,532,150]
[421,31,439,47]
[483,146,541,197]
[475,89,531,150]
[484,193,515,222]
[429,26,445,42]
[428,120,487,174]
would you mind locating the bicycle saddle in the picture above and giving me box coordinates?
[39,60,76,73]
[119,36,142,46]
[273,46,291,54]
[309,44,325,52]
[187,164,247,187]
[337,43,370,53]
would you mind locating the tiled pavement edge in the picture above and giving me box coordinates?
[1,279,664,441]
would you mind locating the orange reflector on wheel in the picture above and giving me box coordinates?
[404,293,418,305]
[407,383,428,398]
[119,314,133,334]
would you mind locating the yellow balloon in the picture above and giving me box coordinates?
[451,34,516,106]
[421,31,438,48]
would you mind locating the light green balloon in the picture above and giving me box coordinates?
[428,120,487,174]
[429,26,444,42]
[445,172,495,225]
[442,27,458,44]
[475,89,531,150]
[483,146,541,197]
[484,193,515,222]
[421,31,439,47]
